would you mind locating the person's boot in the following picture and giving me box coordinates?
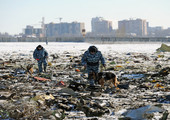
[44,66,46,72]
[90,79,95,86]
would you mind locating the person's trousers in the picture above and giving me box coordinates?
[38,59,47,72]
[87,65,99,85]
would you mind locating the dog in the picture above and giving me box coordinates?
[26,64,34,76]
[20,64,34,77]
[88,71,120,89]
[97,72,120,89]
[97,72,119,89]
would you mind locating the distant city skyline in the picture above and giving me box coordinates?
[0,0,170,35]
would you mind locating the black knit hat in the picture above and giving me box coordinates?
[36,45,43,50]
[89,46,98,53]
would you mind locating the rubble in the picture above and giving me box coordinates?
[0,43,170,120]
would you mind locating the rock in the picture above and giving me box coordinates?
[117,83,129,89]
[86,85,102,92]
[58,103,72,111]
[0,93,16,100]
[90,91,101,97]
[118,117,131,120]
[68,80,86,91]
[81,105,106,117]
[51,54,59,60]
[58,88,78,96]
[152,67,170,77]
[48,115,56,120]
[161,110,169,120]
[122,105,165,120]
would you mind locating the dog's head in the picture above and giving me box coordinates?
[26,64,34,70]
[97,72,105,79]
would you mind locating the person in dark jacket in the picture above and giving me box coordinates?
[33,45,48,73]
[81,46,105,85]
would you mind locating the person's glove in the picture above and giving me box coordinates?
[36,58,39,61]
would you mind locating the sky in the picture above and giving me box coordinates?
[0,0,170,35]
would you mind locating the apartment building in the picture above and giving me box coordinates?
[118,19,147,37]
[24,25,43,37]
[45,22,85,37]
[91,17,113,34]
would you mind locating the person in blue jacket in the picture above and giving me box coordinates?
[81,46,105,85]
[33,45,48,73]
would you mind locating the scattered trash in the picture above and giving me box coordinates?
[58,88,77,96]
[68,80,86,91]
[154,83,164,88]
[122,74,145,79]
[152,67,170,77]
[48,62,52,66]
[117,84,129,89]
[110,61,116,65]
[32,93,55,101]
[151,80,157,83]
[158,54,164,58]
[56,81,66,87]
[158,95,170,104]
[75,68,80,72]
[122,105,165,120]
[0,43,169,119]
[34,76,51,81]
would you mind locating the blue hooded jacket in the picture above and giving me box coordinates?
[81,46,105,66]
[33,45,48,61]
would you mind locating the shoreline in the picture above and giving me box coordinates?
[0,36,170,43]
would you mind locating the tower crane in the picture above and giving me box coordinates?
[39,17,45,37]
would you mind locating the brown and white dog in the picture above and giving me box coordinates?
[97,72,119,89]
[26,64,34,76]
[20,64,34,77]
[89,71,119,89]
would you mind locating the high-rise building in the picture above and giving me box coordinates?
[118,18,147,37]
[45,22,59,37]
[147,26,163,36]
[24,26,34,36]
[45,22,85,37]
[24,25,43,37]
[91,17,113,34]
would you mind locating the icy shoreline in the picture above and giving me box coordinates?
[1,42,170,53]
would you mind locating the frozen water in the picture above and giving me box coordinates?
[0,42,169,54]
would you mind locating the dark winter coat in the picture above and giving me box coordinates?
[81,49,105,66]
[33,47,48,61]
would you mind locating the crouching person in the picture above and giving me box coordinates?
[81,46,105,86]
[33,45,48,73]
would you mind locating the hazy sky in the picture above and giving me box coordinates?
[0,0,170,35]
